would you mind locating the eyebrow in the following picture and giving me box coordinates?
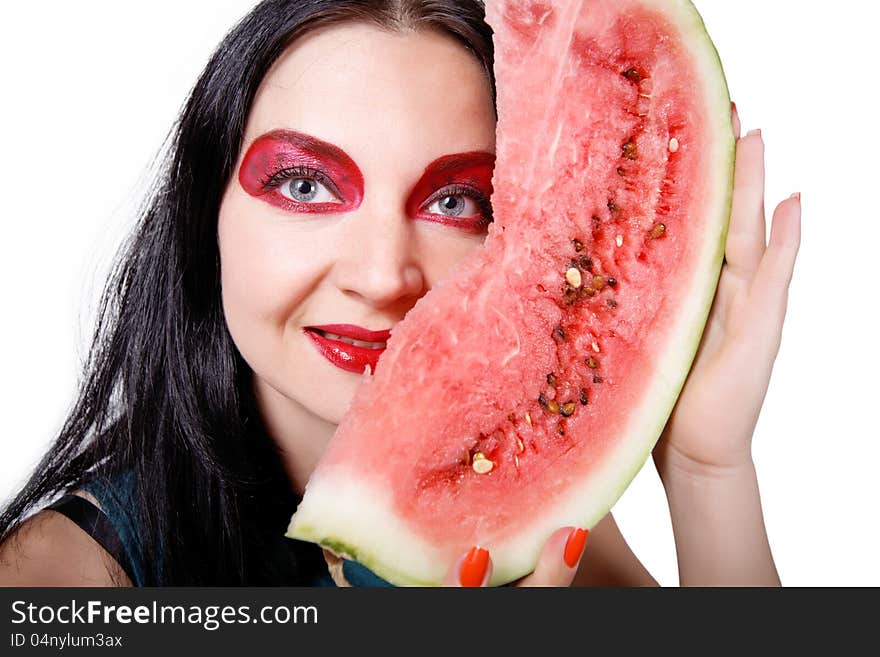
[254,129,355,162]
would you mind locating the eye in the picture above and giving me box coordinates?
[279,177,341,204]
[426,193,482,218]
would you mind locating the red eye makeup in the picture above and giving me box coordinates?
[238,130,364,213]
[406,152,496,233]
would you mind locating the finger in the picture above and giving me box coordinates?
[514,527,588,587]
[731,102,741,140]
[443,546,492,587]
[726,129,767,280]
[752,194,802,313]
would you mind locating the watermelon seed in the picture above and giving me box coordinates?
[581,286,596,298]
[508,413,517,424]
[608,200,621,214]
[563,284,580,305]
[557,421,566,436]
[554,325,567,341]
[593,375,603,384]
[616,167,625,176]
[592,342,601,353]
[566,267,583,288]
[514,455,520,468]
[547,373,558,387]
[668,137,680,153]
[472,454,494,475]
[649,223,667,240]
[547,400,561,415]
[517,438,525,453]
[607,299,618,309]
[616,235,624,248]
[561,402,577,417]
[622,140,638,160]
[577,255,593,271]
[607,277,618,287]
[592,275,607,291]
[573,239,584,252]
[580,389,589,405]
[525,412,532,427]
[538,394,549,409]
[622,67,643,83]
[586,357,599,369]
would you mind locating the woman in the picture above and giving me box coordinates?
[0,0,799,586]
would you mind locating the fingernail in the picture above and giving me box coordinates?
[790,192,801,201]
[459,546,489,587]
[563,528,589,568]
[731,101,738,115]
[747,128,762,138]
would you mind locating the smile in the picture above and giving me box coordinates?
[312,329,387,350]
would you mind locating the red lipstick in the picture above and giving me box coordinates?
[304,324,392,375]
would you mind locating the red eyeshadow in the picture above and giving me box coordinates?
[406,152,496,231]
[238,130,364,213]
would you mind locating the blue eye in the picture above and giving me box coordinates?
[280,177,340,204]
[427,194,481,218]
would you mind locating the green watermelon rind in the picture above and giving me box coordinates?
[288,0,735,587]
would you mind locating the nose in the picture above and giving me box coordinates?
[332,200,426,308]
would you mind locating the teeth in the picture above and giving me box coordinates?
[318,330,387,350]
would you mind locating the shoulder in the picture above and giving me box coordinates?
[0,491,133,587]
[571,511,659,587]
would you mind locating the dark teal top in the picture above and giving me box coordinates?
[80,474,391,587]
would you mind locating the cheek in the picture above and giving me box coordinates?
[218,193,324,349]
[416,226,487,285]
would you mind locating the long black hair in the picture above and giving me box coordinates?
[0,0,494,585]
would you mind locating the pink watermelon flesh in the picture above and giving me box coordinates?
[288,0,734,586]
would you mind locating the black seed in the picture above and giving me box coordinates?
[557,421,566,436]
[607,299,618,309]
[538,394,549,409]
[580,389,589,405]
[561,402,576,417]
[608,200,620,214]
[622,140,638,160]
[547,373,557,387]
[554,325,567,341]
[586,357,599,369]
[623,67,643,83]
[607,277,618,288]
[578,255,593,271]
[617,167,625,176]
[593,375,603,384]
[573,239,584,252]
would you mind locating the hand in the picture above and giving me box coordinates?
[443,527,588,587]
[653,103,801,478]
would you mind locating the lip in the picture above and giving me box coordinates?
[304,324,392,375]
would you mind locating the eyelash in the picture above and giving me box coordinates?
[424,184,494,225]
[259,167,493,226]
[260,165,343,200]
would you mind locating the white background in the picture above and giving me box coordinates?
[0,1,877,586]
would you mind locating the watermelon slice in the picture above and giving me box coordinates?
[287,0,734,586]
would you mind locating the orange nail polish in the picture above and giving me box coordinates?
[563,528,589,568]
[460,546,489,587]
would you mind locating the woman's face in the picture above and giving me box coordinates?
[218,23,496,434]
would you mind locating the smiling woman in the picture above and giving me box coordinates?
[0,0,798,589]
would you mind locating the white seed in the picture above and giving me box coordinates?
[565,267,583,288]
[669,137,680,153]
[616,234,624,248]
[517,438,525,453]
[592,341,601,353]
[515,455,520,468]
[472,457,494,474]
[525,412,532,427]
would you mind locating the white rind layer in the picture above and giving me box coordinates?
[287,0,734,586]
